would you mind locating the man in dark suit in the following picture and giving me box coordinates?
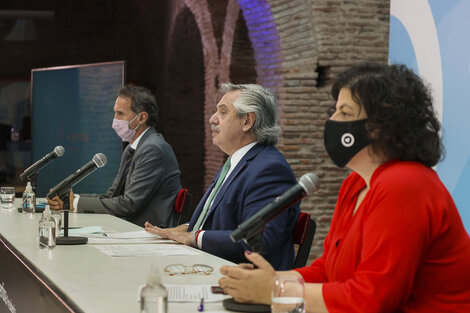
[48,85,181,228]
[145,83,299,270]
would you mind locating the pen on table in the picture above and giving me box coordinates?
[198,297,204,312]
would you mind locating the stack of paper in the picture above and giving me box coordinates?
[93,244,199,257]
[87,230,176,244]
[166,285,230,302]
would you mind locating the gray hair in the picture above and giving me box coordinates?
[221,83,280,145]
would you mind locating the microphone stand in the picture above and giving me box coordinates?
[223,228,270,312]
[56,190,88,245]
[243,229,264,254]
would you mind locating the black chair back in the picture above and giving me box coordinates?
[293,212,316,268]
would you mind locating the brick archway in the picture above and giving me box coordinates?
[175,0,321,203]
[182,0,241,186]
[161,6,206,205]
[180,0,316,186]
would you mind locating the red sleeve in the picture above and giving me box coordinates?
[322,169,431,313]
[295,174,355,283]
[294,234,330,282]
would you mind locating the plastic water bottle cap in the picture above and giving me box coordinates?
[147,269,162,286]
[43,205,52,218]
[25,181,33,192]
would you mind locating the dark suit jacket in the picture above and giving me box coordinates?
[188,144,300,270]
[78,127,181,227]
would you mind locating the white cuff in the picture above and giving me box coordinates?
[197,231,205,249]
[72,194,80,213]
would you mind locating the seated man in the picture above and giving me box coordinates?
[145,83,300,270]
[48,85,181,228]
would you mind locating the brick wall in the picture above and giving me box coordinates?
[272,0,390,260]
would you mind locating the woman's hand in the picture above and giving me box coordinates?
[219,251,276,304]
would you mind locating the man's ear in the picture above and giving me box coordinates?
[139,112,149,125]
[242,112,255,132]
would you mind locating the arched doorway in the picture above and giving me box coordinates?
[160,6,205,206]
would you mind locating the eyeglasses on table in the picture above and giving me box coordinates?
[164,264,214,276]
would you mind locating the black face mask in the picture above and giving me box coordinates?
[323,119,370,168]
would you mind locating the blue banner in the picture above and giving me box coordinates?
[389,0,470,231]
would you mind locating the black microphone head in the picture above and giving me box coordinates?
[299,173,320,195]
[92,153,107,168]
[54,146,65,157]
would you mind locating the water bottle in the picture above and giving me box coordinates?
[22,182,36,214]
[140,267,167,313]
[39,205,56,249]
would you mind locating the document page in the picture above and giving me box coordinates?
[87,230,175,244]
[87,237,175,244]
[93,244,199,257]
[60,226,105,236]
[105,230,160,239]
[165,285,230,302]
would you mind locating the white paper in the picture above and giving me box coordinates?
[60,226,105,236]
[87,237,176,245]
[93,244,199,257]
[105,230,161,239]
[165,285,230,303]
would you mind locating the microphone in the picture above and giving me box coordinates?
[230,173,320,243]
[20,146,65,182]
[46,153,107,199]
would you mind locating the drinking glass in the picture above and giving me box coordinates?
[271,273,305,313]
[1,187,15,209]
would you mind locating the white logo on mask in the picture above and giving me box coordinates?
[341,133,355,147]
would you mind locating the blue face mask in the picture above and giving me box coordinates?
[323,119,370,168]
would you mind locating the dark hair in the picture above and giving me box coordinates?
[331,62,443,167]
[118,84,158,127]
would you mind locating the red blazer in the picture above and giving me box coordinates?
[296,160,470,313]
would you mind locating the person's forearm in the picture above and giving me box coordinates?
[304,283,328,313]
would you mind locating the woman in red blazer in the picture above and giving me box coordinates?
[218,62,470,313]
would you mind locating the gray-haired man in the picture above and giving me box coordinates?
[145,83,300,270]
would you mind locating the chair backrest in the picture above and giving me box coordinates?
[293,212,316,268]
[174,188,193,225]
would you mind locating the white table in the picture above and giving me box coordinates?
[0,202,234,313]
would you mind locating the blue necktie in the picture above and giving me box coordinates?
[123,148,135,175]
[117,147,135,196]
[193,157,231,230]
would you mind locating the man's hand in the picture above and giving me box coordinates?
[47,190,75,211]
[218,251,276,304]
[144,222,191,245]
[47,195,63,210]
